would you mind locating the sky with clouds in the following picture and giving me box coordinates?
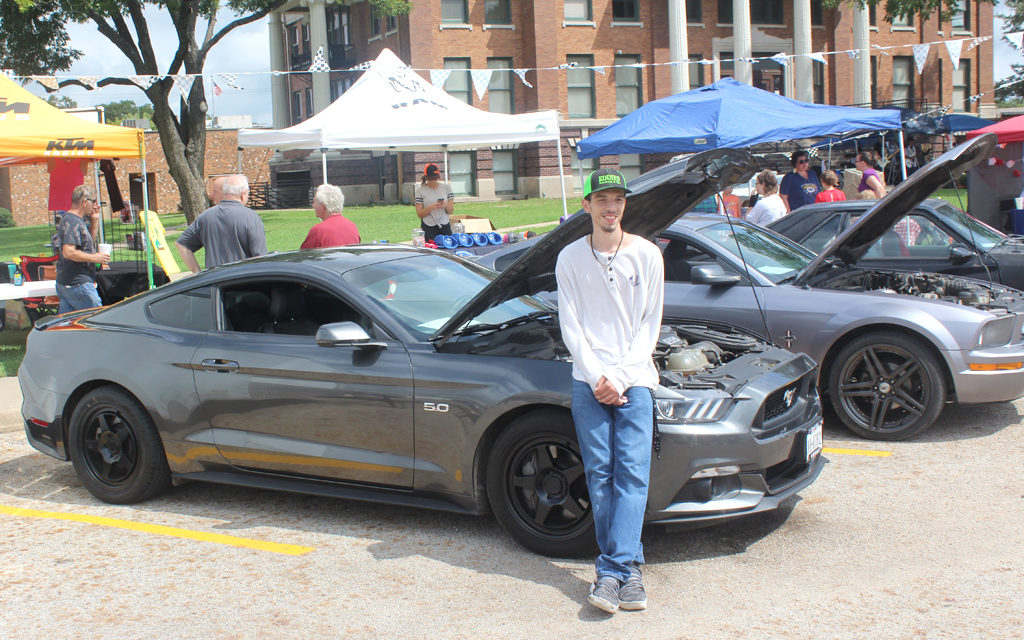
[34,2,1024,125]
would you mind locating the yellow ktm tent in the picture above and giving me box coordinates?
[0,73,157,287]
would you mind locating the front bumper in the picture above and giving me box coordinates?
[948,344,1024,404]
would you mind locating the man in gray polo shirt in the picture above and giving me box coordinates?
[175,174,267,272]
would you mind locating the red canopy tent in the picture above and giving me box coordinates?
[965,114,1024,143]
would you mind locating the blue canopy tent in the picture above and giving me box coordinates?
[576,78,902,158]
[940,113,995,134]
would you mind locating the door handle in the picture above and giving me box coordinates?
[200,358,239,373]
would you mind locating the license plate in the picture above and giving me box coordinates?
[806,420,823,463]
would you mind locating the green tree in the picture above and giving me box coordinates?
[997,0,1024,103]
[46,94,77,109]
[824,0,994,22]
[100,99,155,125]
[4,0,410,222]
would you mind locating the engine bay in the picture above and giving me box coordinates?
[809,268,1024,312]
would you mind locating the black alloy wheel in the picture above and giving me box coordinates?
[829,331,946,441]
[68,387,171,504]
[486,411,595,557]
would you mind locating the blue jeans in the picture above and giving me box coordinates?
[571,379,653,581]
[57,281,102,313]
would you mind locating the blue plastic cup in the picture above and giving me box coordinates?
[471,233,488,246]
[457,233,474,247]
[441,235,459,249]
[487,232,503,245]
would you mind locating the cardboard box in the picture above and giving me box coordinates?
[451,215,496,233]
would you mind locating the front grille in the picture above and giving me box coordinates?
[763,380,800,422]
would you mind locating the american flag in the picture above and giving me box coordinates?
[212,81,223,97]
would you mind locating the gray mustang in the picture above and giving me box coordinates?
[19,148,824,557]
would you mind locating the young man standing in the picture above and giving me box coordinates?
[555,169,664,614]
[54,185,111,313]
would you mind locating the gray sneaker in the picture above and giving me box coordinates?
[618,564,647,611]
[588,576,620,613]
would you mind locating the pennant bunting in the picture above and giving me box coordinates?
[429,69,452,88]
[78,76,99,90]
[945,40,963,69]
[350,60,373,71]
[1006,31,1024,51]
[33,76,59,91]
[808,52,827,65]
[770,52,789,67]
[218,73,242,90]
[968,93,982,103]
[912,43,929,74]
[129,75,157,90]
[557,62,579,69]
[700,59,714,65]
[513,68,533,88]
[309,46,331,73]
[592,66,606,75]
[848,50,860,60]
[0,69,13,78]
[470,68,493,100]
[172,74,195,100]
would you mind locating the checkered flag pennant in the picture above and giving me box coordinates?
[969,93,983,104]
[912,43,930,75]
[1006,31,1024,51]
[33,76,59,91]
[0,69,13,79]
[968,35,992,51]
[945,40,963,70]
[430,69,452,88]
[770,52,789,67]
[172,74,194,100]
[513,69,533,88]
[309,46,330,73]
[129,75,157,90]
[470,68,493,100]
[808,52,827,65]
[78,75,99,90]
[847,49,860,60]
[937,105,952,116]
[350,60,373,71]
[218,73,242,91]
[592,66,606,75]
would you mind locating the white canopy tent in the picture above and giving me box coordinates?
[238,48,568,216]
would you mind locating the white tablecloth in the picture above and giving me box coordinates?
[0,280,56,301]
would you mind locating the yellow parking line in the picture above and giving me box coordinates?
[0,504,314,556]
[822,447,893,457]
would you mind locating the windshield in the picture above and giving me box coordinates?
[341,254,549,340]
[694,220,814,284]
[934,203,1005,251]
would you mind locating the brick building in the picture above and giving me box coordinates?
[0,128,273,227]
[265,0,994,204]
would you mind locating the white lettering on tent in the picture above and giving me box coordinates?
[391,98,449,110]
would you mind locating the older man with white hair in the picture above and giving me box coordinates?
[175,174,266,272]
[300,183,360,249]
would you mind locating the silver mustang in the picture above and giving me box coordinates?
[19,148,824,557]
[480,134,1024,441]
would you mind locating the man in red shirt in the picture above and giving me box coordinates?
[300,184,361,249]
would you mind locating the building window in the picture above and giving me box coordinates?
[305,88,313,117]
[442,0,468,23]
[720,51,784,94]
[618,154,643,183]
[812,60,825,104]
[386,14,398,32]
[953,61,971,112]
[449,151,476,196]
[565,0,591,21]
[492,150,518,194]
[485,0,511,24]
[369,6,381,36]
[951,1,970,30]
[290,24,301,59]
[567,55,595,118]
[689,54,705,88]
[686,0,701,21]
[892,13,913,27]
[331,76,355,101]
[615,55,642,116]
[292,91,302,123]
[869,5,876,26]
[444,58,472,104]
[613,0,638,21]
[301,23,310,51]
[327,6,350,45]
[811,0,823,25]
[487,58,513,113]
[718,0,783,24]
[892,56,914,108]
[871,55,878,107]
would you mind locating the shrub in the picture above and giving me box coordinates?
[0,207,13,228]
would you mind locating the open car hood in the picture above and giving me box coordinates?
[431,147,757,345]
[794,133,996,286]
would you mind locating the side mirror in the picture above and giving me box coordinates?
[316,321,386,348]
[948,244,976,265]
[690,263,742,285]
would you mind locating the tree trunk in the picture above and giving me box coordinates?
[146,79,209,224]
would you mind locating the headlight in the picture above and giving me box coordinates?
[655,397,733,423]
[977,315,1016,348]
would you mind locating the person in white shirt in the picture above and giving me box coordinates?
[555,168,664,614]
[745,170,787,226]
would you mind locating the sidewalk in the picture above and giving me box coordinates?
[0,376,22,432]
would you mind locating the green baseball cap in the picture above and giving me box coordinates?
[583,168,631,198]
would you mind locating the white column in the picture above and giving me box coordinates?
[793,0,813,102]
[732,0,752,85]
[853,3,871,106]
[268,11,290,129]
[307,0,331,114]
[668,0,689,93]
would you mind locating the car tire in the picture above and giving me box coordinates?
[828,331,946,441]
[68,387,171,504]
[486,410,596,557]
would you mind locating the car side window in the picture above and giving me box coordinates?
[147,287,213,331]
[219,280,367,336]
[658,237,720,283]
[802,216,843,253]
[864,214,953,259]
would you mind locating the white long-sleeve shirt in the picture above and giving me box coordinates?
[555,235,664,394]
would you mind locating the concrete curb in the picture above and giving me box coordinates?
[0,376,22,432]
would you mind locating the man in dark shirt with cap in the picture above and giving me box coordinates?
[54,185,111,312]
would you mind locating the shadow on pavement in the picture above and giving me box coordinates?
[820,400,1021,444]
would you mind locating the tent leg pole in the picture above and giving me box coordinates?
[556,136,568,220]
[93,161,104,244]
[443,148,449,182]
[898,129,907,182]
[321,148,328,185]
[141,155,154,289]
